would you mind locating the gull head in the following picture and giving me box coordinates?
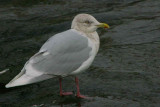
[71,14,109,33]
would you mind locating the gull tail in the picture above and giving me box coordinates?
[5,70,53,88]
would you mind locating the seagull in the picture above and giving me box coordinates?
[5,14,109,98]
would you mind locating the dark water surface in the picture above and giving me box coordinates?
[0,0,160,107]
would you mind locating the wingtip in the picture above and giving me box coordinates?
[5,83,16,88]
[5,84,11,88]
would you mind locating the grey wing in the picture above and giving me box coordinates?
[24,30,92,76]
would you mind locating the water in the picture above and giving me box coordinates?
[0,0,160,107]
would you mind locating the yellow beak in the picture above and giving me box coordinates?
[96,23,110,28]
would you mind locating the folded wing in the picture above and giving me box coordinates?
[6,29,92,88]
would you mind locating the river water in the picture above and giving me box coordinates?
[0,0,160,107]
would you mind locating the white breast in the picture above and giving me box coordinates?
[70,31,100,75]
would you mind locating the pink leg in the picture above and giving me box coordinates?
[75,77,87,98]
[59,78,73,96]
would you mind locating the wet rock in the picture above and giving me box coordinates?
[0,0,160,107]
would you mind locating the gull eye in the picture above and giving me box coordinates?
[84,20,92,24]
